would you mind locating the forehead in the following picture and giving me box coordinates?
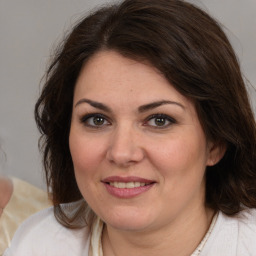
[74,50,189,106]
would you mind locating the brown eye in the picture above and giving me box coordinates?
[146,114,176,128]
[93,116,105,126]
[154,118,166,126]
[80,114,110,128]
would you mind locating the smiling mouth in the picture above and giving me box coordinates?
[102,177,155,198]
[108,181,151,189]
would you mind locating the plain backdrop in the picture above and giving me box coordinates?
[0,0,255,189]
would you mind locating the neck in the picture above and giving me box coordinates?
[102,206,214,256]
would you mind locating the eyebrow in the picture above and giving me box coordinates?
[75,98,184,112]
[75,98,112,112]
[138,100,185,113]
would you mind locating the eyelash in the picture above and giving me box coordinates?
[80,113,111,128]
[79,113,176,129]
[144,114,176,129]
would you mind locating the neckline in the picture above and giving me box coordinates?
[89,212,219,256]
[190,212,218,255]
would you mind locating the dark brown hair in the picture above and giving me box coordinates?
[35,0,256,228]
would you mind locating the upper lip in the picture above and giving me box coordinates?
[102,176,155,183]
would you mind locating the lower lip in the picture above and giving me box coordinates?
[103,183,155,198]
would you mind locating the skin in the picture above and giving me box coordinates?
[0,175,13,217]
[69,50,225,256]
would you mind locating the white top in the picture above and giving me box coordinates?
[0,177,50,255]
[3,207,256,256]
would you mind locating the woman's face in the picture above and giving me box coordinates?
[69,50,219,232]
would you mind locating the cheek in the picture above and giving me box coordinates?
[69,133,107,203]
[149,134,208,177]
[150,136,208,207]
[69,133,104,176]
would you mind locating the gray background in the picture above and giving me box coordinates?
[0,0,255,189]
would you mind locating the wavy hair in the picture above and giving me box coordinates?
[35,0,256,228]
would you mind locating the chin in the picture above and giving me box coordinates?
[108,219,151,232]
[100,207,156,232]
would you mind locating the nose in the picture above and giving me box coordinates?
[106,125,145,167]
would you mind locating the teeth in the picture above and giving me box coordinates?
[109,182,147,188]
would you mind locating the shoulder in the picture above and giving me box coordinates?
[236,207,256,224]
[221,208,256,237]
[202,208,256,256]
[4,207,90,256]
[234,208,256,253]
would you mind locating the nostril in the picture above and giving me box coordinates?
[106,143,145,166]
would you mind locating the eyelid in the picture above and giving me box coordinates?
[144,113,177,128]
[79,113,111,128]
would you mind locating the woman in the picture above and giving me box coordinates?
[0,176,50,255]
[0,149,50,254]
[4,0,256,255]
[0,176,13,218]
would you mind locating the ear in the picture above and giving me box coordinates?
[206,141,227,167]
